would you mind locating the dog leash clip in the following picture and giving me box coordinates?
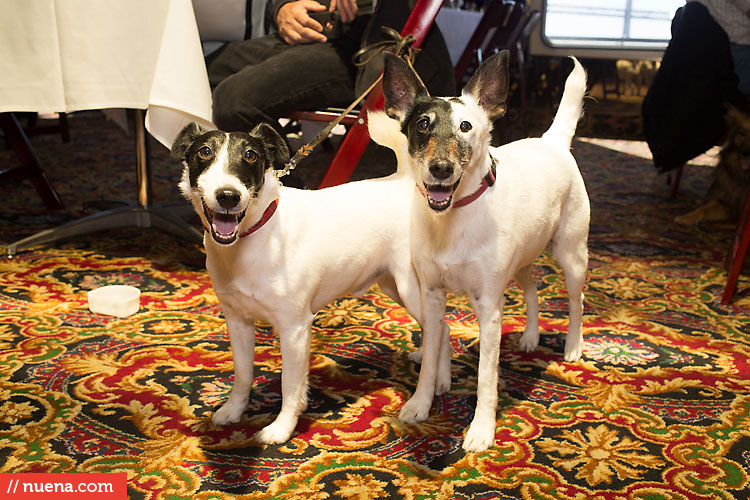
[276,160,295,179]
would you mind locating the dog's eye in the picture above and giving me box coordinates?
[460,121,472,133]
[416,117,430,132]
[244,149,257,163]
[198,146,212,160]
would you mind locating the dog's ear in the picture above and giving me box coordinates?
[251,122,290,171]
[171,122,203,162]
[462,50,510,120]
[382,52,429,121]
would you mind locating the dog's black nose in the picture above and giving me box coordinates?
[429,159,454,180]
[216,188,241,209]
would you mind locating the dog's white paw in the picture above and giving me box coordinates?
[564,339,584,362]
[255,420,294,445]
[518,327,540,353]
[435,362,451,396]
[408,347,423,364]
[398,395,432,424]
[462,420,496,453]
[212,400,246,426]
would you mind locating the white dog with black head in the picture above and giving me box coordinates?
[171,122,427,445]
[370,51,590,452]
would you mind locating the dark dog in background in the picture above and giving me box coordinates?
[676,103,750,225]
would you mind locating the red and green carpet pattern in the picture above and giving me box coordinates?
[1,112,749,499]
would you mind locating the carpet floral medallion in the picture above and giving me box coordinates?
[0,112,749,499]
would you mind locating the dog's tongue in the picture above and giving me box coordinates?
[427,189,452,203]
[742,156,750,171]
[213,213,238,236]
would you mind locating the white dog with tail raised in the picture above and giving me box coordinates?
[370,51,590,452]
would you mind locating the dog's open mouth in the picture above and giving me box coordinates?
[203,202,246,245]
[424,179,461,212]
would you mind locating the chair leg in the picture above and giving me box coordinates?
[721,189,750,304]
[59,112,71,143]
[0,112,64,210]
[670,164,684,198]
[516,41,528,136]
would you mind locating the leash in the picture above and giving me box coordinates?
[276,27,426,180]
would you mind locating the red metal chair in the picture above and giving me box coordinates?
[287,0,444,189]
[722,188,750,304]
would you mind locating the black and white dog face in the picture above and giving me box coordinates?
[382,51,509,212]
[171,122,289,245]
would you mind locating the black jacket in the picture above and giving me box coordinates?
[642,2,744,172]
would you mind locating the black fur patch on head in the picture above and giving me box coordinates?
[402,98,455,156]
[180,130,267,197]
[224,133,268,197]
[173,122,290,201]
[182,130,228,188]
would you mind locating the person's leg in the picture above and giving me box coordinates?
[210,37,357,132]
[206,35,285,89]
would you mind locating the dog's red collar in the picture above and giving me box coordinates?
[441,155,497,208]
[239,199,279,238]
[453,158,497,208]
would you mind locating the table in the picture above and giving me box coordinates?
[0,0,215,256]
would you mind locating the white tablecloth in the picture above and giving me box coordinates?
[0,0,214,147]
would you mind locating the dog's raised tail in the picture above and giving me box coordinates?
[542,57,586,149]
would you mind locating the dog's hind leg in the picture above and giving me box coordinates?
[212,312,256,426]
[515,265,540,353]
[463,292,506,453]
[255,317,313,445]
[553,235,588,362]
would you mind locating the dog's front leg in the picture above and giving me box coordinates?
[212,312,256,426]
[255,319,313,445]
[463,295,505,453]
[399,288,447,423]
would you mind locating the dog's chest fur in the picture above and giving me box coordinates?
[204,230,282,322]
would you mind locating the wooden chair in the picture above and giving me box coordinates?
[23,112,71,143]
[287,0,444,189]
[1,112,64,210]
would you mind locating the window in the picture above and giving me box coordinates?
[542,0,685,50]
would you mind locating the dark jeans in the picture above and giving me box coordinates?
[207,34,359,133]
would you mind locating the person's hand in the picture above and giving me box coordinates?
[330,0,357,23]
[277,0,328,45]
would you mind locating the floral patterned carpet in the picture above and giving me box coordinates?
[1,111,749,499]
